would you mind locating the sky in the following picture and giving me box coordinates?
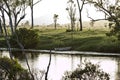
[24,0,105,25]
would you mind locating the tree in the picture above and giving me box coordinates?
[27,0,41,28]
[76,0,87,31]
[0,57,34,80]
[0,0,27,34]
[10,28,40,49]
[86,0,120,31]
[0,18,3,34]
[53,14,59,30]
[66,0,76,31]
[0,2,13,59]
[63,61,110,80]
[24,20,30,26]
[0,0,34,79]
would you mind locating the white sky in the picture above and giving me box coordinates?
[25,0,105,25]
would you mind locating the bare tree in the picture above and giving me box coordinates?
[86,0,120,28]
[0,0,34,79]
[66,0,76,31]
[0,7,13,60]
[27,0,41,28]
[0,0,27,34]
[76,0,87,31]
[53,14,59,29]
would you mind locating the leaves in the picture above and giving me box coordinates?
[10,28,40,49]
[63,61,110,80]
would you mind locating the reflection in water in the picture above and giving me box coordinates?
[0,51,119,80]
[11,51,39,60]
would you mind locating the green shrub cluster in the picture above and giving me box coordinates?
[63,61,110,80]
[10,28,40,49]
[0,57,32,80]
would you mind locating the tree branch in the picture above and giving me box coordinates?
[33,0,42,6]
[86,9,107,22]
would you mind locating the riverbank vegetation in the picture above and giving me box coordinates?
[37,28,120,53]
[0,26,120,53]
[0,0,120,79]
[63,61,110,79]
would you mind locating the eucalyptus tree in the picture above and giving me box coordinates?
[0,5,13,59]
[0,18,3,34]
[66,0,76,31]
[27,0,41,28]
[0,0,34,79]
[76,0,87,31]
[86,0,120,31]
[0,0,27,34]
[53,14,58,29]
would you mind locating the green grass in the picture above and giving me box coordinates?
[0,28,120,53]
[35,28,120,53]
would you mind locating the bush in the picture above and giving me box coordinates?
[66,29,73,32]
[0,57,32,80]
[10,28,40,49]
[63,61,110,80]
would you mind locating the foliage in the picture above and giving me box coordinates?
[0,0,27,33]
[66,0,76,31]
[10,28,40,49]
[63,61,110,80]
[0,57,32,80]
[66,29,74,32]
[106,28,120,40]
[0,28,120,53]
[87,0,120,40]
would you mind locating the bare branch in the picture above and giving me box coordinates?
[33,0,42,6]
[16,14,26,27]
[86,9,107,22]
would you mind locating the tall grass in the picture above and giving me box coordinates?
[0,26,119,53]
[36,28,120,53]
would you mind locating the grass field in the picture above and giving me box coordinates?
[0,21,120,53]
[36,28,120,53]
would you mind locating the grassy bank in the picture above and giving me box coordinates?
[0,28,120,53]
[37,28,120,53]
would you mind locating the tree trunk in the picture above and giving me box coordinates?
[79,12,82,31]
[54,21,57,29]
[15,34,34,80]
[1,10,13,60]
[0,19,3,34]
[30,5,34,29]
[9,15,14,34]
[76,0,83,31]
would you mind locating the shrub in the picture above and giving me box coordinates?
[10,28,40,49]
[63,61,110,80]
[66,29,73,32]
[0,57,32,80]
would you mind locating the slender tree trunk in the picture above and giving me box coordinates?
[15,33,34,80]
[71,18,73,31]
[1,10,13,60]
[45,50,52,80]
[0,19,3,34]
[79,12,82,31]
[30,4,34,28]
[8,13,15,34]
[76,0,83,31]
[54,21,56,29]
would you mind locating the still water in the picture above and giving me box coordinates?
[0,51,120,80]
